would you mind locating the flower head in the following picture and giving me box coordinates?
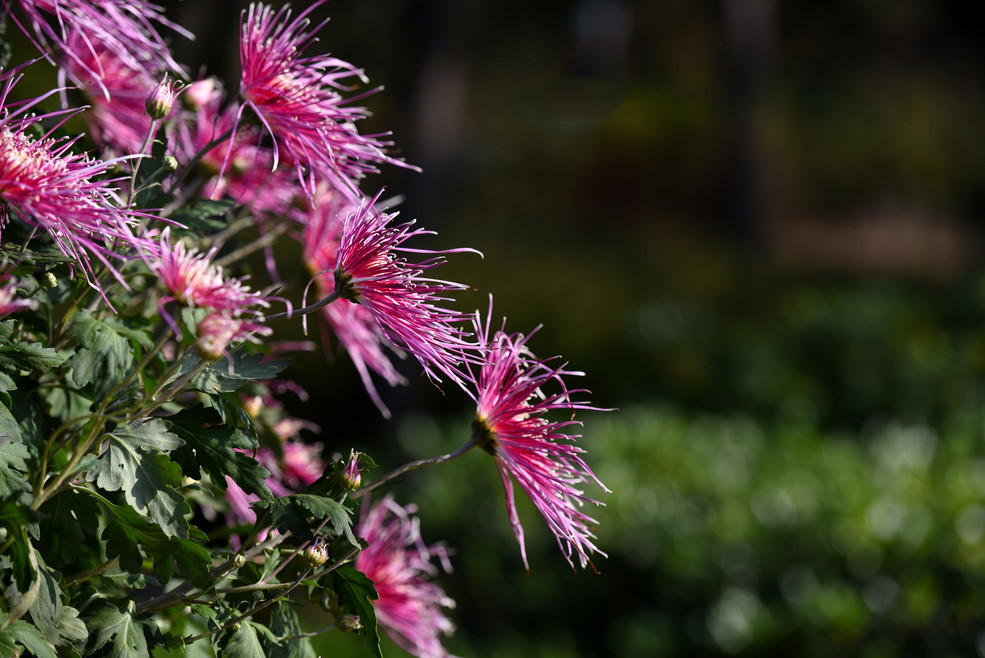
[196,311,271,360]
[0,65,154,302]
[333,193,478,388]
[356,496,457,658]
[237,1,415,199]
[302,190,407,417]
[172,78,303,218]
[10,0,191,95]
[466,300,610,571]
[0,271,38,317]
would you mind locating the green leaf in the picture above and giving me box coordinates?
[170,199,235,233]
[86,603,152,658]
[0,438,29,498]
[219,621,270,658]
[0,616,58,658]
[254,494,357,546]
[90,492,213,590]
[331,565,381,658]
[168,405,273,501]
[23,556,88,648]
[87,419,189,538]
[267,601,315,658]
[0,320,64,389]
[0,397,22,444]
[183,348,290,395]
[65,312,141,400]
[42,488,100,565]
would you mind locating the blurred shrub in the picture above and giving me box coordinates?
[351,402,985,658]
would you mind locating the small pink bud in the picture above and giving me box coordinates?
[196,312,239,360]
[342,450,361,491]
[303,538,329,568]
[145,76,183,120]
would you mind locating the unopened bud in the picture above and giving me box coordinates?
[303,538,329,569]
[145,75,183,120]
[196,312,239,360]
[163,155,179,171]
[40,271,57,289]
[233,553,247,568]
[337,614,361,632]
[342,450,361,491]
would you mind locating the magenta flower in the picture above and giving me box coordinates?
[196,311,271,360]
[333,194,478,388]
[355,496,457,658]
[224,440,325,527]
[145,228,269,337]
[302,190,407,417]
[9,0,190,94]
[466,301,610,571]
[0,272,37,317]
[58,27,158,153]
[172,78,303,219]
[237,0,414,199]
[0,65,154,302]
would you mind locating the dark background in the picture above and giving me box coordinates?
[89,1,985,655]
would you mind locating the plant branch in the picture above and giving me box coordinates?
[352,439,477,500]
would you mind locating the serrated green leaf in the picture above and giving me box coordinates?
[0,439,29,498]
[182,348,290,395]
[267,601,314,658]
[331,565,381,658]
[43,488,100,565]
[254,494,356,546]
[65,312,139,399]
[86,603,151,658]
[219,621,268,658]
[0,398,22,444]
[87,419,189,538]
[168,405,273,501]
[24,556,88,648]
[87,491,213,590]
[0,616,58,658]
[0,321,64,384]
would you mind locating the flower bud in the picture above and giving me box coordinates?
[196,311,239,360]
[342,450,361,491]
[40,271,57,289]
[145,76,182,120]
[163,155,179,171]
[303,538,329,569]
[337,614,361,632]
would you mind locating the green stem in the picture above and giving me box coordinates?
[262,290,341,323]
[352,440,477,500]
[214,222,291,269]
[127,120,160,206]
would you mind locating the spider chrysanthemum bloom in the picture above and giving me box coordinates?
[0,272,37,317]
[466,301,610,571]
[302,189,407,417]
[146,228,268,335]
[237,0,414,199]
[333,194,478,389]
[0,66,153,301]
[172,78,302,219]
[356,496,457,658]
[9,0,191,96]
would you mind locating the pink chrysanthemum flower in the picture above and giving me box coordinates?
[236,0,414,199]
[356,495,457,658]
[0,65,154,301]
[58,28,158,153]
[196,311,271,360]
[0,272,37,317]
[466,301,610,571]
[302,190,407,417]
[146,228,268,335]
[224,440,324,526]
[172,78,303,219]
[9,0,191,96]
[333,193,478,388]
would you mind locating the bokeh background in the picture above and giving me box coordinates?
[140,0,985,655]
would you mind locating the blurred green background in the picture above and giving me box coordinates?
[175,0,985,655]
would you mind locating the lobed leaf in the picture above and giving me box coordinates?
[168,405,273,501]
[330,565,382,658]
